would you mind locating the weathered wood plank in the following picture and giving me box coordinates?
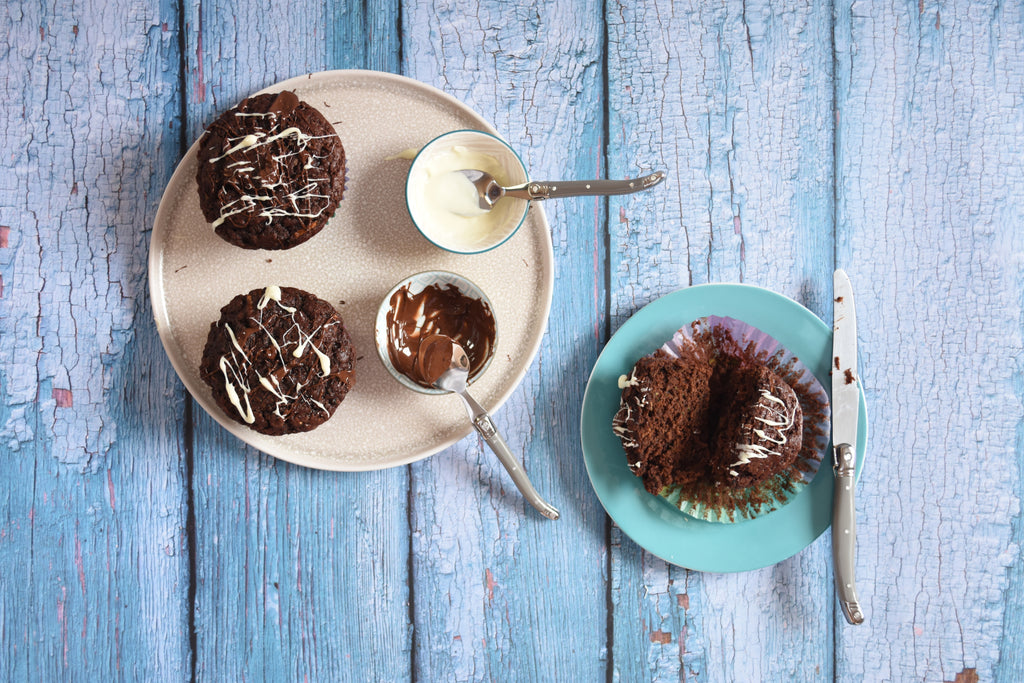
[606,1,835,680]
[402,0,609,679]
[183,1,410,680]
[834,1,1024,680]
[192,436,411,681]
[0,0,189,679]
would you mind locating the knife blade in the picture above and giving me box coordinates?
[832,269,864,625]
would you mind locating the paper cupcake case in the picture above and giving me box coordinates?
[657,315,832,524]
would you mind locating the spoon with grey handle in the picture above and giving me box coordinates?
[419,334,559,520]
[461,169,667,212]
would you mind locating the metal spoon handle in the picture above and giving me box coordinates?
[505,171,666,201]
[457,391,560,520]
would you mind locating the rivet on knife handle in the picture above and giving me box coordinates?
[833,443,864,625]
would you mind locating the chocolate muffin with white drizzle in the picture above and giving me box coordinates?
[614,343,804,492]
[612,351,715,495]
[613,315,824,522]
[199,286,356,435]
[195,91,346,250]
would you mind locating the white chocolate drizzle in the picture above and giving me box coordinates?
[612,370,646,454]
[224,324,247,357]
[290,322,334,376]
[258,285,297,313]
[218,356,255,424]
[728,388,797,476]
[618,369,640,389]
[312,346,331,376]
[205,120,338,230]
[208,134,260,162]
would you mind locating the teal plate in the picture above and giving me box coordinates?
[580,284,868,572]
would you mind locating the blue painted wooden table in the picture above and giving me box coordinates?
[2,1,1021,680]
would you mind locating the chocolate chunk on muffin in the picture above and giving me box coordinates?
[199,286,355,435]
[195,91,346,250]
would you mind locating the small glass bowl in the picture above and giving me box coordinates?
[374,270,498,395]
[405,130,530,254]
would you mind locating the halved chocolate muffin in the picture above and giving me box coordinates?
[707,365,803,489]
[614,355,803,495]
[612,315,829,523]
[612,351,714,494]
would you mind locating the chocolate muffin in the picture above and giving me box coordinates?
[199,286,355,435]
[195,91,346,250]
[707,365,803,489]
[613,352,803,494]
[612,315,829,523]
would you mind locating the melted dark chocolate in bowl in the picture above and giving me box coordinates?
[386,283,496,388]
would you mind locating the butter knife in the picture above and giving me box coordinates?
[832,269,865,625]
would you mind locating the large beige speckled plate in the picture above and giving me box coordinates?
[149,70,554,471]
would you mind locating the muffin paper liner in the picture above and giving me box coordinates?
[653,315,831,524]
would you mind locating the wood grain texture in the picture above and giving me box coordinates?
[834,1,1024,680]
[183,1,410,680]
[191,438,411,681]
[3,0,1024,680]
[402,0,609,680]
[0,0,189,679]
[606,1,834,680]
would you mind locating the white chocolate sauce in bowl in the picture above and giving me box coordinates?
[406,130,530,254]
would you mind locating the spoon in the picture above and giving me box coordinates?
[460,169,667,212]
[418,334,560,520]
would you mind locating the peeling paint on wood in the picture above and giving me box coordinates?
[607,1,834,681]
[404,0,608,680]
[0,0,190,680]
[947,669,980,683]
[0,0,179,470]
[835,2,1024,682]
[650,630,672,644]
[3,0,1024,680]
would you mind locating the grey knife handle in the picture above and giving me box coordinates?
[458,392,560,521]
[833,443,864,625]
[505,171,666,201]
